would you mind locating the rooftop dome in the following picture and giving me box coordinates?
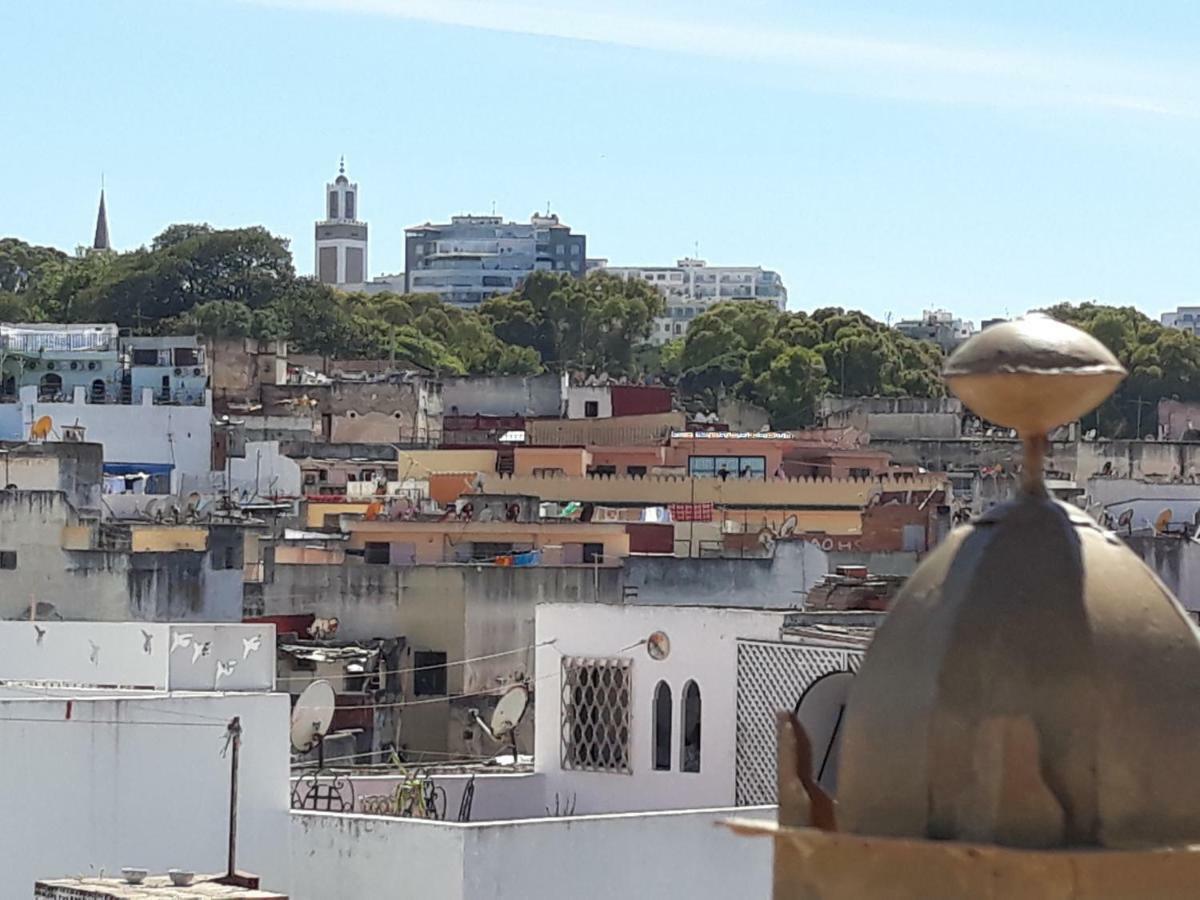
[834,315,1200,850]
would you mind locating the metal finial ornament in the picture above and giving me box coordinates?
[338,156,345,175]
[943,314,1124,494]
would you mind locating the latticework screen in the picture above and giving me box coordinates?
[560,656,633,774]
[734,640,863,805]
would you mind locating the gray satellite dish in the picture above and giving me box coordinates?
[483,684,530,761]
[490,684,529,738]
[291,680,336,761]
[794,671,853,796]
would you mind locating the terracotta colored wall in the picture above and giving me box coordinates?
[611,384,673,417]
[627,523,675,554]
[428,472,476,506]
[586,446,667,472]
[512,447,590,477]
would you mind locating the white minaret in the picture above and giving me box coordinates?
[314,157,368,288]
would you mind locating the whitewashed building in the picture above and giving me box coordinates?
[0,621,289,897]
[286,602,872,900]
[599,258,787,343]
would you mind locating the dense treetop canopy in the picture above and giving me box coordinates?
[1,226,1194,434]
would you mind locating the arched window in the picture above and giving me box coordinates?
[90,379,106,403]
[38,373,62,401]
[652,681,672,771]
[681,680,701,773]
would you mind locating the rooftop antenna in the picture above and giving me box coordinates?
[491,199,496,215]
[794,671,854,796]
[291,679,336,768]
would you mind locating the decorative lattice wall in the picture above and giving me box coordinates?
[734,640,863,805]
[560,656,633,774]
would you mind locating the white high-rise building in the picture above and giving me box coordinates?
[599,258,788,344]
[1162,306,1200,336]
[314,158,368,289]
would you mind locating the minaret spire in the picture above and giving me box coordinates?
[92,184,111,252]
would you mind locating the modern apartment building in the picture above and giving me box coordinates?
[1162,306,1200,336]
[599,258,788,343]
[894,308,976,354]
[401,212,587,307]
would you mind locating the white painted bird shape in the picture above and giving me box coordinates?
[242,635,262,659]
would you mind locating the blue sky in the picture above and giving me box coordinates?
[4,0,1200,324]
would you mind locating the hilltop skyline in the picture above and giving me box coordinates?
[4,0,1200,323]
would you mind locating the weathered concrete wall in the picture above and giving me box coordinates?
[0,439,103,512]
[875,436,1200,484]
[821,396,963,440]
[718,397,772,433]
[2,693,290,899]
[0,491,242,622]
[254,562,623,757]
[1125,535,1200,613]
[1157,398,1200,441]
[625,541,827,607]
[442,373,566,418]
[1085,478,1200,528]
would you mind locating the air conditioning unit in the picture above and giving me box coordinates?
[46,361,56,370]
[87,361,97,370]
[174,367,183,376]
[69,361,79,370]
[192,367,201,376]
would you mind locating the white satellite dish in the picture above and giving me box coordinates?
[794,671,853,796]
[291,680,336,758]
[490,684,529,738]
[647,631,670,661]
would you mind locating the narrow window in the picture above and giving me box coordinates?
[0,551,16,570]
[653,681,672,771]
[584,400,599,417]
[413,650,448,695]
[681,680,701,772]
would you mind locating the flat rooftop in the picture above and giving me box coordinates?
[35,875,285,898]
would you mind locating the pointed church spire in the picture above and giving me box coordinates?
[92,187,110,252]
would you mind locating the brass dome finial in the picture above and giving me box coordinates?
[943,314,1125,494]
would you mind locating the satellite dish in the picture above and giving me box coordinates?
[794,671,853,796]
[30,415,52,440]
[647,631,670,661]
[489,684,529,738]
[291,680,336,756]
[1155,508,1173,534]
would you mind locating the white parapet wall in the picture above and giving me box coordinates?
[0,622,275,692]
[0,691,291,897]
[290,805,775,900]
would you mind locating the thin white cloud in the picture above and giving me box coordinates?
[245,0,1199,117]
